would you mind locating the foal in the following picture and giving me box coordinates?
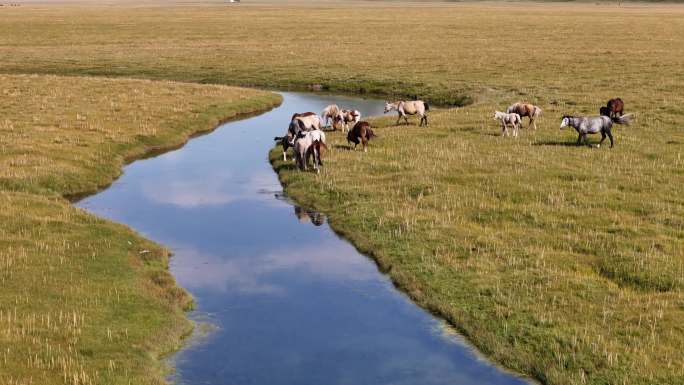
[493,111,522,137]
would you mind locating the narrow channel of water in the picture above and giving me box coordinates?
[77,92,530,385]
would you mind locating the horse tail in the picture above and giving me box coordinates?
[274,136,284,141]
[612,113,634,126]
[534,107,542,118]
[423,101,430,112]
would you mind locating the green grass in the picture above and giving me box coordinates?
[1,2,684,384]
[271,104,684,384]
[0,74,280,385]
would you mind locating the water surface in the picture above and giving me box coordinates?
[77,92,530,385]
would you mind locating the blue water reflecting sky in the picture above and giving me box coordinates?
[78,93,530,385]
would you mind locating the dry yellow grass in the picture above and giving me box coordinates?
[0,74,280,385]
[1,2,684,384]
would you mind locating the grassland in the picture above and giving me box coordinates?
[0,74,280,385]
[1,1,684,385]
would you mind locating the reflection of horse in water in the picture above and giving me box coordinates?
[294,206,325,226]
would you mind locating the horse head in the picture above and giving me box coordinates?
[559,115,573,129]
[384,102,397,113]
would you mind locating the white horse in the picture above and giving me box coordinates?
[384,100,429,126]
[493,111,522,137]
[294,129,327,173]
[321,104,340,128]
[560,114,633,148]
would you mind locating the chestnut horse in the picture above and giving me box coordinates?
[601,98,624,118]
[506,102,542,130]
[347,121,376,152]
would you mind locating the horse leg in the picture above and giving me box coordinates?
[296,152,303,170]
[577,133,583,146]
[396,114,402,126]
[599,131,607,147]
[583,133,591,147]
[606,129,614,148]
[313,146,320,173]
[502,122,508,137]
[404,115,410,125]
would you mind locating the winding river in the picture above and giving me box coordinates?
[77,92,530,385]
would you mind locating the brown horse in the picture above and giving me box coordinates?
[602,98,624,118]
[347,121,376,152]
[506,102,542,130]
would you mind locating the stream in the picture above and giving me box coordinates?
[77,92,530,385]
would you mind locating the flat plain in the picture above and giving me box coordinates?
[0,74,280,385]
[1,2,683,385]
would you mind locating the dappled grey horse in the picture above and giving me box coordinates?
[560,114,633,148]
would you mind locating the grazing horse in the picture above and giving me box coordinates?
[321,104,341,128]
[294,129,327,173]
[384,100,429,126]
[347,121,376,152]
[604,98,624,118]
[506,102,542,130]
[335,109,361,132]
[493,111,522,138]
[274,133,294,161]
[289,112,322,138]
[275,112,321,161]
[560,114,633,148]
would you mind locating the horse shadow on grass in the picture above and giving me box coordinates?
[533,140,582,147]
[332,144,354,151]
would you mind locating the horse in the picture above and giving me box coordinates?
[506,102,542,130]
[493,111,522,138]
[347,121,376,152]
[273,133,294,161]
[335,109,361,132]
[321,104,341,128]
[384,100,429,126]
[275,112,321,161]
[289,112,322,138]
[294,129,327,173]
[604,98,624,118]
[560,114,633,148]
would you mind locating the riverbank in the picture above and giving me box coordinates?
[270,100,684,385]
[0,74,280,385]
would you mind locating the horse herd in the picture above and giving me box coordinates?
[494,98,633,148]
[275,98,634,173]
